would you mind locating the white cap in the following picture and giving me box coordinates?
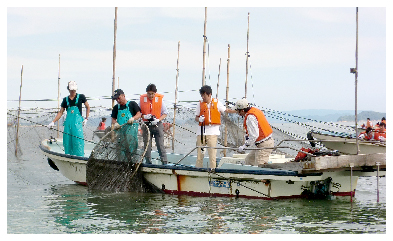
[235,98,249,110]
[68,81,78,90]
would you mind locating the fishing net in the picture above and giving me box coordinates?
[219,114,244,148]
[86,122,151,192]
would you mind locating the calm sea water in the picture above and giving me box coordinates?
[7,123,386,234]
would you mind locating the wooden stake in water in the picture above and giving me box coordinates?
[350,162,354,202]
[112,7,118,109]
[15,65,23,157]
[350,8,359,153]
[216,58,221,99]
[376,162,380,203]
[172,41,180,152]
[202,7,207,86]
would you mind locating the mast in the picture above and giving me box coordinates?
[351,7,359,154]
[355,7,359,154]
[245,12,250,99]
[216,58,221,99]
[173,41,180,152]
[202,7,207,86]
[112,7,118,108]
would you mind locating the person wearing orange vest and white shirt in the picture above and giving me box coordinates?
[139,84,168,165]
[195,85,236,169]
[235,98,274,166]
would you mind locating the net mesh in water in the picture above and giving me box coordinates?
[86,122,151,192]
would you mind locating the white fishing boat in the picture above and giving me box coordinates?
[310,131,386,155]
[40,137,385,199]
[39,7,386,200]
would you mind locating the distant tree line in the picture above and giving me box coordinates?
[337,111,386,122]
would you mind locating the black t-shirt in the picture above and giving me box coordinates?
[61,94,87,116]
[111,101,141,119]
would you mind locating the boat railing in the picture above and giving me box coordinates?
[175,144,311,165]
[175,138,386,166]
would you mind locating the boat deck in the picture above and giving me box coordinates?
[40,139,300,176]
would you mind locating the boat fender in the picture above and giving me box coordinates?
[47,158,59,171]
[162,184,166,190]
[235,189,240,198]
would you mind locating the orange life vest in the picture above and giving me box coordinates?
[374,129,386,140]
[244,107,273,142]
[359,131,372,140]
[98,122,106,130]
[198,98,221,126]
[140,93,164,121]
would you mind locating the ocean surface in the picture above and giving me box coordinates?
[7,121,386,234]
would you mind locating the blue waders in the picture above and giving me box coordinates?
[63,94,84,156]
[116,101,139,160]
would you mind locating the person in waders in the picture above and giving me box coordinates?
[47,81,90,157]
[111,89,142,158]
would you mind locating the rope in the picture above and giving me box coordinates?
[7,112,99,145]
[212,171,276,199]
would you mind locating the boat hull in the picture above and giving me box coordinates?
[311,132,386,155]
[40,138,384,199]
[142,166,358,199]
[40,139,91,185]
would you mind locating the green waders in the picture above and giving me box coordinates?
[63,94,84,157]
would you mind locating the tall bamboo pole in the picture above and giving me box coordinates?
[355,7,359,154]
[15,65,23,156]
[57,54,61,138]
[202,7,207,86]
[112,7,118,108]
[245,12,250,99]
[173,41,180,152]
[216,58,221,99]
[224,45,230,157]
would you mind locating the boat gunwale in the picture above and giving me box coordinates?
[39,141,312,177]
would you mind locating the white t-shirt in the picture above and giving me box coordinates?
[244,114,273,146]
[245,114,259,146]
[195,99,226,136]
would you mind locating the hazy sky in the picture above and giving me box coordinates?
[6,4,388,113]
